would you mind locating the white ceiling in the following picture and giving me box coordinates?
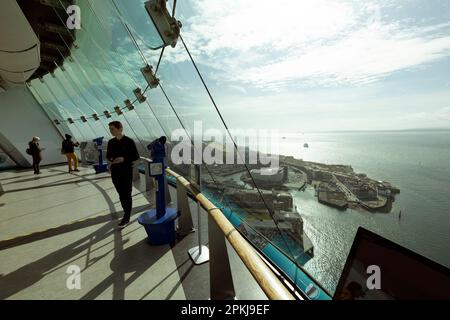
[0,0,40,90]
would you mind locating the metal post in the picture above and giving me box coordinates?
[208,213,236,300]
[132,161,140,181]
[0,181,4,196]
[165,175,172,205]
[155,163,166,218]
[80,143,88,166]
[143,160,154,191]
[176,180,195,236]
[188,164,209,264]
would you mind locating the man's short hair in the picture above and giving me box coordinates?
[109,121,123,129]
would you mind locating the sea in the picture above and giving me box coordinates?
[272,130,450,294]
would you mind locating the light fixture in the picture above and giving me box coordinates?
[67,118,74,124]
[114,106,123,115]
[103,111,112,118]
[54,119,60,125]
[92,114,100,121]
[133,87,147,103]
[145,0,182,48]
[80,116,87,122]
[141,64,159,88]
[125,99,135,111]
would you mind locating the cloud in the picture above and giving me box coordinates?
[175,0,450,90]
[237,24,450,88]
[389,106,450,129]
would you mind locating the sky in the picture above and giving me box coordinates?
[156,0,450,132]
[67,0,450,134]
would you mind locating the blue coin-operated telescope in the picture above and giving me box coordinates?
[93,137,108,174]
[138,137,177,245]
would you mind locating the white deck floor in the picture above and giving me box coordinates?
[0,164,266,300]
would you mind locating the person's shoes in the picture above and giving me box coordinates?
[74,169,80,172]
[68,170,73,173]
[118,219,130,229]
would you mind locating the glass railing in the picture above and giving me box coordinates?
[27,0,450,299]
[25,0,335,299]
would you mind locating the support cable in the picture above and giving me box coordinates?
[179,34,296,258]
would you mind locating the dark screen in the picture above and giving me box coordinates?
[334,227,450,300]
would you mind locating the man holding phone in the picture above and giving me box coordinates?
[106,121,140,229]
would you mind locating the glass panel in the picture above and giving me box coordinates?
[26,0,326,298]
[148,0,327,297]
[25,0,450,299]
[30,78,93,141]
[168,0,450,297]
[108,0,164,50]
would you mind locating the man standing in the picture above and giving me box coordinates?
[62,134,80,173]
[106,121,140,229]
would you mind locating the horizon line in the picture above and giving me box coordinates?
[301,127,450,134]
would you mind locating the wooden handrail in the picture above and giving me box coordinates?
[165,167,296,300]
[139,156,152,163]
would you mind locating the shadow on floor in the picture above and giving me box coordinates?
[3,176,111,194]
[0,219,117,299]
[0,204,152,251]
[0,173,38,182]
[1,171,70,186]
[81,238,172,300]
[0,166,195,300]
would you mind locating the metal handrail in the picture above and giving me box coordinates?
[136,156,295,299]
[164,167,295,300]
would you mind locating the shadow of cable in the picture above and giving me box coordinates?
[138,257,192,300]
[2,171,69,186]
[80,238,171,300]
[0,219,116,299]
[3,176,111,194]
[0,166,167,300]
[0,204,152,251]
[0,186,117,224]
[0,174,37,182]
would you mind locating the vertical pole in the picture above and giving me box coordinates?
[176,180,195,235]
[98,144,103,165]
[155,161,166,218]
[197,165,202,255]
[165,175,172,205]
[80,143,87,166]
[133,160,140,181]
[188,164,209,264]
[144,161,154,191]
